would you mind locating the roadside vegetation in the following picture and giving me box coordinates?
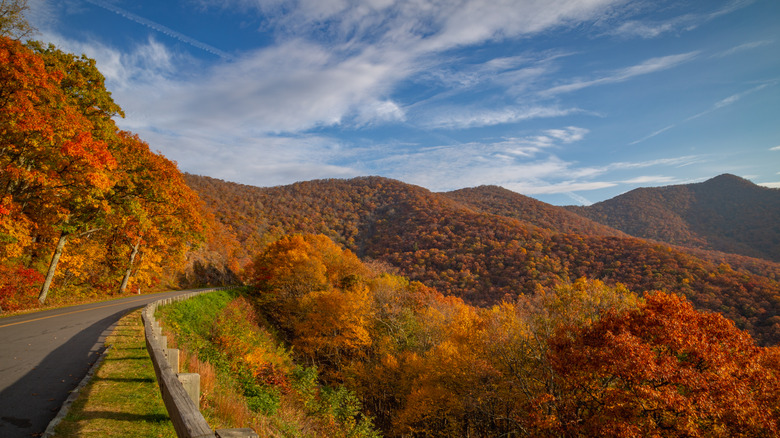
[157,288,379,437]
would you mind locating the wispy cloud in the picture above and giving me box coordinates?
[686,83,771,121]
[107,38,411,134]
[362,126,592,191]
[424,106,583,129]
[27,0,774,203]
[506,180,617,195]
[713,40,774,58]
[606,156,702,171]
[36,31,184,91]
[611,0,756,39]
[30,0,637,195]
[219,0,625,52]
[770,146,780,151]
[620,175,677,185]
[630,82,775,145]
[359,129,698,200]
[541,52,699,95]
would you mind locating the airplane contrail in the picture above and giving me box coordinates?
[83,0,234,60]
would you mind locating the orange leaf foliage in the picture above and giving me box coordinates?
[545,291,780,437]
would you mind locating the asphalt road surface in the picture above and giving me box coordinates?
[0,290,198,437]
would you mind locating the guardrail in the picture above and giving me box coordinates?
[142,289,258,438]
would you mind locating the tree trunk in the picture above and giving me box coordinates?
[38,232,68,304]
[118,238,141,295]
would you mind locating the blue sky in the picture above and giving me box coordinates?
[26,0,780,205]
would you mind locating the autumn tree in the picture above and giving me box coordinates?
[0,36,119,303]
[250,234,374,371]
[106,131,205,294]
[543,292,780,437]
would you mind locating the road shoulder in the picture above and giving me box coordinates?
[49,309,176,437]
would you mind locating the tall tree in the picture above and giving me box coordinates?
[0,37,118,303]
[107,131,205,294]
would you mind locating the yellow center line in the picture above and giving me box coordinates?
[0,295,163,328]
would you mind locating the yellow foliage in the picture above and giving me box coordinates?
[0,196,33,260]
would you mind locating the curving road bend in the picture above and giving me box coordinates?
[0,290,197,437]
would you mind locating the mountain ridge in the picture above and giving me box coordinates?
[566,174,780,262]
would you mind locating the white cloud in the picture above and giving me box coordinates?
[27,0,637,194]
[620,175,677,184]
[361,126,593,191]
[545,126,589,143]
[31,0,630,138]
[612,20,677,39]
[506,180,617,195]
[221,0,624,53]
[542,52,699,95]
[136,129,364,187]
[770,145,780,151]
[713,40,774,58]
[610,0,756,39]
[759,182,780,188]
[424,106,582,129]
[104,38,413,135]
[606,155,702,171]
[420,51,561,93]
[30,0,760,201]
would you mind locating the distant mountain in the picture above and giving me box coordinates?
[186,174,780,344]
[567,174,780,262]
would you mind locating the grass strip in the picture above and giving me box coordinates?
[52,308,176,437]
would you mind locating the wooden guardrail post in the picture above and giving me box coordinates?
[166,348,180,373]
[177,373,200,406]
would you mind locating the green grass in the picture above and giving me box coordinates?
[52,308,176,438]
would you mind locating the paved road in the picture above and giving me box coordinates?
[0,290,198,437]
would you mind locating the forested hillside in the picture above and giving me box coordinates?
[567,174,780,262]
[444,185,627,238]
[186,174,780,345]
